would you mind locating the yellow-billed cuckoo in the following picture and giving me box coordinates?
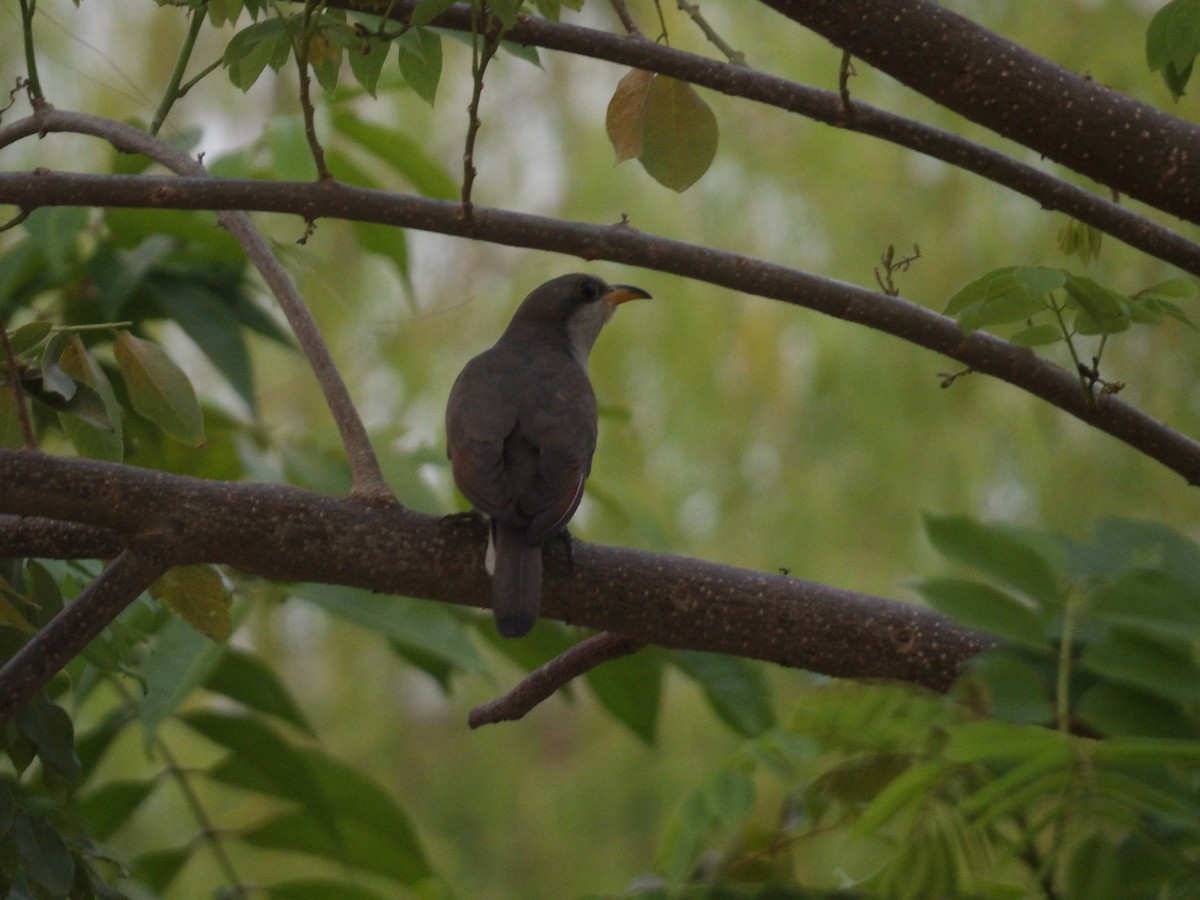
[445,273,650,637]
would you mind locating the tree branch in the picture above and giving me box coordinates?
[2,169,1197,486]
[0,109,390,501]
[0,515,122,560]
[469,632,647,728]
[0,546,167,725]
[0,449,993,700]
[760,0,1200,225]
[326,0,1200,278]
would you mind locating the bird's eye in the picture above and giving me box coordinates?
[577,278,603,301]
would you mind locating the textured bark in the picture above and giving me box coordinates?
[3,169,1198,485]
[0,450,991,699]
[761,0,1200,224]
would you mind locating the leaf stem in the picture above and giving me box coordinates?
[150,2,208,136]
[1048,295,1091,399]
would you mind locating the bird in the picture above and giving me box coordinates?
[445,273,651,638]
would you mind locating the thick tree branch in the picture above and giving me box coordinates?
[329,0,1200,277]
[0,547,167,724]
[760,0,1200,225]
[0,515,122,560]
[0,109,390,501]
[0,449,992,702]
[2,170,1197,485]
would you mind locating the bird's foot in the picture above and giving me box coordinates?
[544,528,575,578]
[440,509,488,535]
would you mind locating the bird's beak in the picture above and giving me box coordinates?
[603,284,652,306]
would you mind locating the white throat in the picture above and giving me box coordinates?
[566,301,616,371]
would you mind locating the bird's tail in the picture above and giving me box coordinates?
[491,522,542,638]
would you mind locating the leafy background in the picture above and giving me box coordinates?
[2,0,1200,897]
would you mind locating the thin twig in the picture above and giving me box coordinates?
[0,110,391,500]
[461,4,502,217]
[676,0,745,65]
[0,548,167,726]
[838,49,855,118]
[17,0,46,109]
[607,0,642,35]
[150,1,207,136]
[294,0,333,180]
[0,309,36,450]
[469,632,646,727]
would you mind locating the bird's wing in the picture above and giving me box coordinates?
[446,355,521,519]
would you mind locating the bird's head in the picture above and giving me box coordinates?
[508,273,651,367]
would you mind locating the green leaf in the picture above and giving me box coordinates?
[7,321,52,356]
[1076,682,1196,738]
[639,75,719,192]
[151,565,231,642]
[855,760,946,834]
[1064,274,1131,335]
[12,811,74,898]
[347,35,390,98]
[151,279,258,412]
[330,109,457,198]
[295,584,487,675]
[308,30,342,93]
[946,266,1063,332]
[945,720,1070,764]
[203,647,313,734]
[216,745,429,885]
[671,650,774,736]
[352,220,410,286]
[0,385,27,449]
[1082,630,1200,706]
[22,207,88,278]
[409,0,456,27]
[701,768,756,825]
[923,514,1060,605]
[1089,568,1200,642]
[910,577,1045,646]
[585,646,662,743]
[130,847,191,894]
[15,693,80,785]
[396,27,442,105]
[960,650,1055,725]
[183,710,341,842]
[38,331,76,402]
[140,617,226,740]
[224,17,293,91]
[232,747,431,883]
[58,336,123,462]
[77,780,156,841]
[113,331,206,446]
[1147,0,1200,97]
[265,881,390,900]
[1009,322,1063,347]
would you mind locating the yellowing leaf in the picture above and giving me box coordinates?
[606,68,654,164]
[152,565,232,642]
[639,76,719,192]
[113,332,206,447]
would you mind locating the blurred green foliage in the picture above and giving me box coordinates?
[1,0,1199,897]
